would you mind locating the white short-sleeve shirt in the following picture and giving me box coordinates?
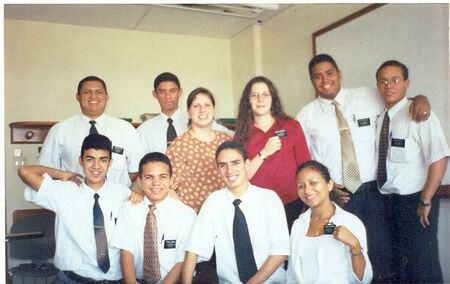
[111,196,196,281]
[287,204,373,284]
[186,183,290,284]
[297,87,384,184]
[376,98,450,195]
[24,174,130,280]
[137,109,234,154]
[39,113,144,187]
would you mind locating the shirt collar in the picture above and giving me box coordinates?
[161,108,182,123]
[80,179,109,198]
[144,194,171,209]
[226,182,252,204]
[317,87,346,108]
[81,113,107,125]
[387,97,408,118]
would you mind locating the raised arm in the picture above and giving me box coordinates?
[247,136,281,179]
[18,165,82,191]
[409,95,430,122]
[333,225,368,282]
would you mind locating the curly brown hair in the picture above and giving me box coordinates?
[234,76,290,143]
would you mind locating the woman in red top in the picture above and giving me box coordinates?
[234,76,311,230]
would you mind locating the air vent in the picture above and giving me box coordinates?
[158,4,279,19]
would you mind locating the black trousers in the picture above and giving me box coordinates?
[343,181,393,283]
[383,192,442,283]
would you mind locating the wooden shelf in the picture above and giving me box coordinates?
[9,120,235,144]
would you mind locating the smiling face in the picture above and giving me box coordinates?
[376,65,409,109]
[188,92,215,128]
[79,148,112,190]
[310,61,342,100]
[249,82,273,117]
[296,167,333,208]
[153,81,182,116]
[76,80,109,119]
[138,161,172,204]
[216,149,250,195]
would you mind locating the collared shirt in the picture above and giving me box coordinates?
[297,87,384,185]
[287,204,373,284]
[24,174,130,280]
[39,113,144,187]
[244,118,310,204]
[111,196,196,282]
[376,98,449,195]
[186,183,290,284]
[137,109,235,154]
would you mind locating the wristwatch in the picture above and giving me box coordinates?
[419,200,431,207]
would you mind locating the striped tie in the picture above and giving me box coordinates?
[377,112,390,188]
[332,101,361,193]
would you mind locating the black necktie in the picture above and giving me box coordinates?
[233,199,257,283]
[89,120,98,135]
[377,112,390,188]
[166,118,177,147]
[93,193,110,273]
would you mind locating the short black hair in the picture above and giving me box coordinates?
[308,54,339,77]
[80,133,112,158]
[153,72,180,90]
[77,76,107,94]
[215,140,247,162]
[376,60,409,80]
[139,152,173,176]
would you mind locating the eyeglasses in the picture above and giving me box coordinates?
[377,77,404,86]
[250,92,271,100]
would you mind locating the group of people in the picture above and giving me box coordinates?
[16,53,448,284]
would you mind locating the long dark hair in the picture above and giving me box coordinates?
[234,76,290,143]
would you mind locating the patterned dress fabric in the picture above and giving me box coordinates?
[166,130,231,212]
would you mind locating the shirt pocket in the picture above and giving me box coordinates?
[389,138,418,163]
[354,115,376,141]
[111,151,126,170]
[160,235,178,273]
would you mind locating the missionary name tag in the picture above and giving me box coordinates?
[391,138,405,148]
[164,240,176,249]
[112,146,124,155]
[357,118,370,127]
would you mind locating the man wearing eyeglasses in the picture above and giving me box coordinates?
[39,76,144,187]
[296,54,430,283]
[375,60,448,283]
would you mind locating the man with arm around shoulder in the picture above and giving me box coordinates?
[18,133,131,283]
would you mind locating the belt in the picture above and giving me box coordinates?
[63,271,121,284]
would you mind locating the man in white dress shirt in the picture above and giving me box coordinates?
[39,76,144,187]
[112,152,196,284]
[182,141,289,284]
[19,134,131,283]
[375,60,449,283]
[296,54,430,282]
[137,72,233,154]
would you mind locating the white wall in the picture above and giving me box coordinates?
[4,19,234,237]
[5,4,449,275]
